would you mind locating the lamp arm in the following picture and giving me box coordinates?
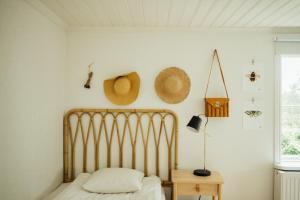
[197,114,209,170]
[197,114,209,128]
[204,126,207,170]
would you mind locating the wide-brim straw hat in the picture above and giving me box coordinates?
[104,72,140,105]
[155,67,191,104]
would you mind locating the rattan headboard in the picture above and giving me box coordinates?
[63,108,178,186]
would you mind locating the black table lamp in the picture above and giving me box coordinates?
[187,114,211,176]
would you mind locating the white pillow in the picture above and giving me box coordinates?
[82,168,144,193]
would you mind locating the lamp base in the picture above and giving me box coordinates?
[193,169,211,176]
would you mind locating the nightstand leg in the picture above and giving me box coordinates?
[173,183,177,200]
[218,184,222,200]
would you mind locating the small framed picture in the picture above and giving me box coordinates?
[243,99,263,130]
[243,63,264,93]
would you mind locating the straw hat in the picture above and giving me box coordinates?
[104,72,140,105]
[155,67,191,104]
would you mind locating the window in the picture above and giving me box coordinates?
[275,37,300,164]
[280,55,300,161]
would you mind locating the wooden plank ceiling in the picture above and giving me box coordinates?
[38,0,300,27]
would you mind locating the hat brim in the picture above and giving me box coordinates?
[104,72,140,105]
[155,67,190,104]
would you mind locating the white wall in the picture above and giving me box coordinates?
[66,29,274,200]
[0,2,275,199]
[0,1,66,199]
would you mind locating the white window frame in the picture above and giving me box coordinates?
[274,53,281,164]
[275,51,300,164]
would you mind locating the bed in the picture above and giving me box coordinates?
[45,109,178,200]
[45,174,166,200]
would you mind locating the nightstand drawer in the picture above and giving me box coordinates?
[177,183,218,195]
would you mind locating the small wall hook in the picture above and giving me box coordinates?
[84,62,94,89]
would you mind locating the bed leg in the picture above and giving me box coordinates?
[172,183,177,200]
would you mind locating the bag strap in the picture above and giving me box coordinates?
[204,49,229,98]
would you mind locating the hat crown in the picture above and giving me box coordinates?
[164,75,182,94]
[155,67,190,104]
[113,77,131,95]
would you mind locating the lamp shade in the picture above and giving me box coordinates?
[187,115,202,133]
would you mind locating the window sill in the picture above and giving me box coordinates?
[275,162,300,171]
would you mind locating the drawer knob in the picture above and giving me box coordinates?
[195,184,200,192]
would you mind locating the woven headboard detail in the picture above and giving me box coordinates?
[63,108,178,186]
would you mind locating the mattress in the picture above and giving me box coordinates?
[45,173,165,200]
[44,183,71,200]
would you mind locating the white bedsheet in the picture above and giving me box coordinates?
[44,183,70,200]
[46,173,165,200]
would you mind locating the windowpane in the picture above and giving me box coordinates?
[281,55,300,160]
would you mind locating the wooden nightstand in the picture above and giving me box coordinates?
[171,169,224,200]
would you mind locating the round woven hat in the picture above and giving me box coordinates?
[155,67,191,104]
[104,72,140,105]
